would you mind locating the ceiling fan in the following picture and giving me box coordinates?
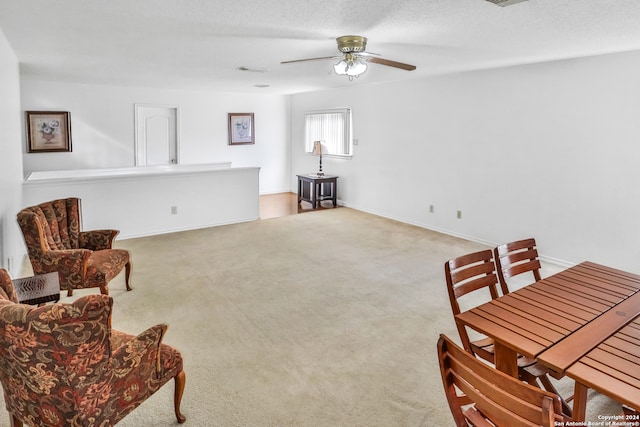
[281,35,417,80]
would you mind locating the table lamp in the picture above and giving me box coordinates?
[312,141,328,176]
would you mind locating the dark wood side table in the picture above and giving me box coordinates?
[297,174,338,209]
[12,272,61,305]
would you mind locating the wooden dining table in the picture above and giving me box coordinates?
[455,261,640,421]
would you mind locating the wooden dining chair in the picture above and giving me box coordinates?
[494,238,542,296]
[438,333,570,427]
[444,249,572,416]
[445,249,499,363]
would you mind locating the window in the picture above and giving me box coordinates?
[304,108,352,157]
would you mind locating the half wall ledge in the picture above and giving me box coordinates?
[24,162,233,182]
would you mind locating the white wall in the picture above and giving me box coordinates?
[23,166,260,239]
[20,80,291,194]
[0,28,24,276]
[291,50,640,273]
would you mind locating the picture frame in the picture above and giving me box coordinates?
[228,113,255,145]
[26,111,72,153]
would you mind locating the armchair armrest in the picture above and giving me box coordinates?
[79,229,120,250]
[42,249,91,278]
[111,324,168,378]
[0,270,18,303]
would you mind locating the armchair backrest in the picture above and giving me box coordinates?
[17,198,82,254]
[0,286,113,425]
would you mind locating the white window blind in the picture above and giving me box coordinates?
[304,108,352,157]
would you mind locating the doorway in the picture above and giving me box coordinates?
[134,104,179,166]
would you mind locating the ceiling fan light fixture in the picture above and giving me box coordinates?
[347,59,367,76]
[333,59,349,75]
[334,55,367,80]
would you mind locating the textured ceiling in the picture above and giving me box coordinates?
[1,0,640,94]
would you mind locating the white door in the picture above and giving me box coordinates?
[134,104,179,166]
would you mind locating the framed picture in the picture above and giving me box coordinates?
[26,111,72,153]
[228,113,254,145]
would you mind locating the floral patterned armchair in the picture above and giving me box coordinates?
[0,269,186,426]
[17,198,132,296]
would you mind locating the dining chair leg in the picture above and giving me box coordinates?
[539,374,573,417]
[518,369,541,388]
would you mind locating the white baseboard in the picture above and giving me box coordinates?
[339,204,574,269]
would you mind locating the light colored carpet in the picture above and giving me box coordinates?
[4,208,622,426]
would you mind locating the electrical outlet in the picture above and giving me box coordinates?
[171,206,178,215]
[429,204,434,213]
[457,210,462,219]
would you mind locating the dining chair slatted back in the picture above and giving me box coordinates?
[494,238,542,295]
[445,249,499,361]
[444,249,573,417]
[438,334,567,427]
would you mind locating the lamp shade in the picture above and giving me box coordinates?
[312,140,328,155]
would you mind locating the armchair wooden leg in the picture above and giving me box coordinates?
[67,289,73,297]
[174,370,186,423]
[125,261,132,291]
[10,414,23,427]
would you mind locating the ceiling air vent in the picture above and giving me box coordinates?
[486,0,528,6]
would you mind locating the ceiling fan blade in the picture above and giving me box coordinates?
[281,56,341,64]
[368,57,416,71]
[358,51,381,57]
